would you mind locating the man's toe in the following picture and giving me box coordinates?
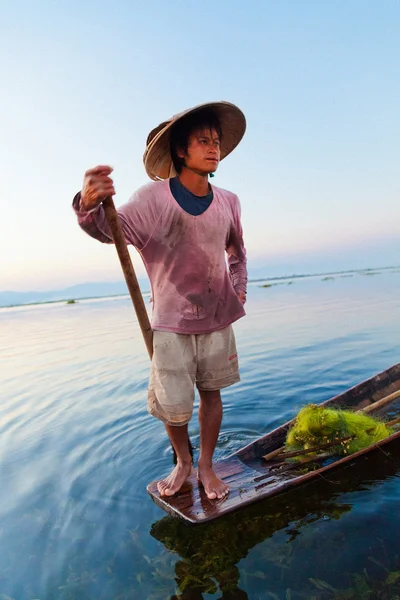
[217,486,229,499]
[158,480,168,495]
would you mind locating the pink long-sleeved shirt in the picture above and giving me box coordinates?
[74,179,247,334]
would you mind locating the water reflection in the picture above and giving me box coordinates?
[2,275,400,599]
[151,440,400,599]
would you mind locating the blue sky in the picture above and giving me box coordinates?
[2,0,399,290]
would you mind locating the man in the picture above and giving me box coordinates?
[73,101,247,500]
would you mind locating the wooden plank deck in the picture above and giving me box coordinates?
[147,363,400,524]
[147,456,296,524]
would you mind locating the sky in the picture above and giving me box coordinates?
[1,0,399,291]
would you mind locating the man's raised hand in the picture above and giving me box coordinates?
[80,165,115,211]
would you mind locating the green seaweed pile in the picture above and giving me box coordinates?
[286,404,392,457]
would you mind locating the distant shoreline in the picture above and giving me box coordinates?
[247,264,399,283]
[1,265,399,310]
[1,293,139,310]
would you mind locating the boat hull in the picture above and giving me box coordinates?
[147,363,400,524]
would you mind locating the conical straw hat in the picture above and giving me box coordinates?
[143,101,246,180]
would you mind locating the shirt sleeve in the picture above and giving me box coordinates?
[72,183,163,250]
[225,194,248,295]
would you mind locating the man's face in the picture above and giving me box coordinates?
[179,127,221,175]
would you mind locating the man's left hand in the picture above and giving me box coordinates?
[237,291,246,305]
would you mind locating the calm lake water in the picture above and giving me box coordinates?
[1,268,400,600]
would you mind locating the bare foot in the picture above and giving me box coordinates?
[157,460,193,497]
[197,461,229,500]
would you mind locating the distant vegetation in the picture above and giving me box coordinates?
[2,266,399,307]
[258,266,399,290]
[260,281,294,289]
[360,271,379,276]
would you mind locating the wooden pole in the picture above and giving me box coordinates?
[102,195,194,462]
[103,197,153,359]
[357,389,400,414]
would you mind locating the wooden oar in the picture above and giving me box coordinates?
[102,196,193,463]
[103,197,153,358]
[357,389,400,414]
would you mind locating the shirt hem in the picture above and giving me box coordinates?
[151,311,245,335]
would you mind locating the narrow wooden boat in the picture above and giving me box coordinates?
[147,363,400,524]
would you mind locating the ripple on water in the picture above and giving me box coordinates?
[1,275,400,599]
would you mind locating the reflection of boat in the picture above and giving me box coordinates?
[147,363,400,524]
[150,442,400,598]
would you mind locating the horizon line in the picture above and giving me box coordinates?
[1,264,399,309]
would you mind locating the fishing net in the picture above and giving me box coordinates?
[285,404,392,457]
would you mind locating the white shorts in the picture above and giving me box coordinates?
[148,325,240,426]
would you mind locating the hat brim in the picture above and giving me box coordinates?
[143,101,246,181]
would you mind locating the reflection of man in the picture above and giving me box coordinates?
[151,491,352,600]
[170,563,248,599]
[73,102,247,500]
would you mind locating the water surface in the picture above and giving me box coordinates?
[1,269,400,599]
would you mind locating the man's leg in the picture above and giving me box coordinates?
[149,331,196,497]
[197,389,229,499]
[157,423,193,496]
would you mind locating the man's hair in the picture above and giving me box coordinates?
[170,108,222,174]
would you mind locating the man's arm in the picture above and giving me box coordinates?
[73,190,115,243]
[73,165,161,249]
[226,194,248,304]
[73,165,119,243]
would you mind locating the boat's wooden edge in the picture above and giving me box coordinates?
[146,486,198,524]
[234,362,400,461]
[146,363,400,524]
[254,428,400,515]
[147,428,400,524]
[147,456,264,524]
